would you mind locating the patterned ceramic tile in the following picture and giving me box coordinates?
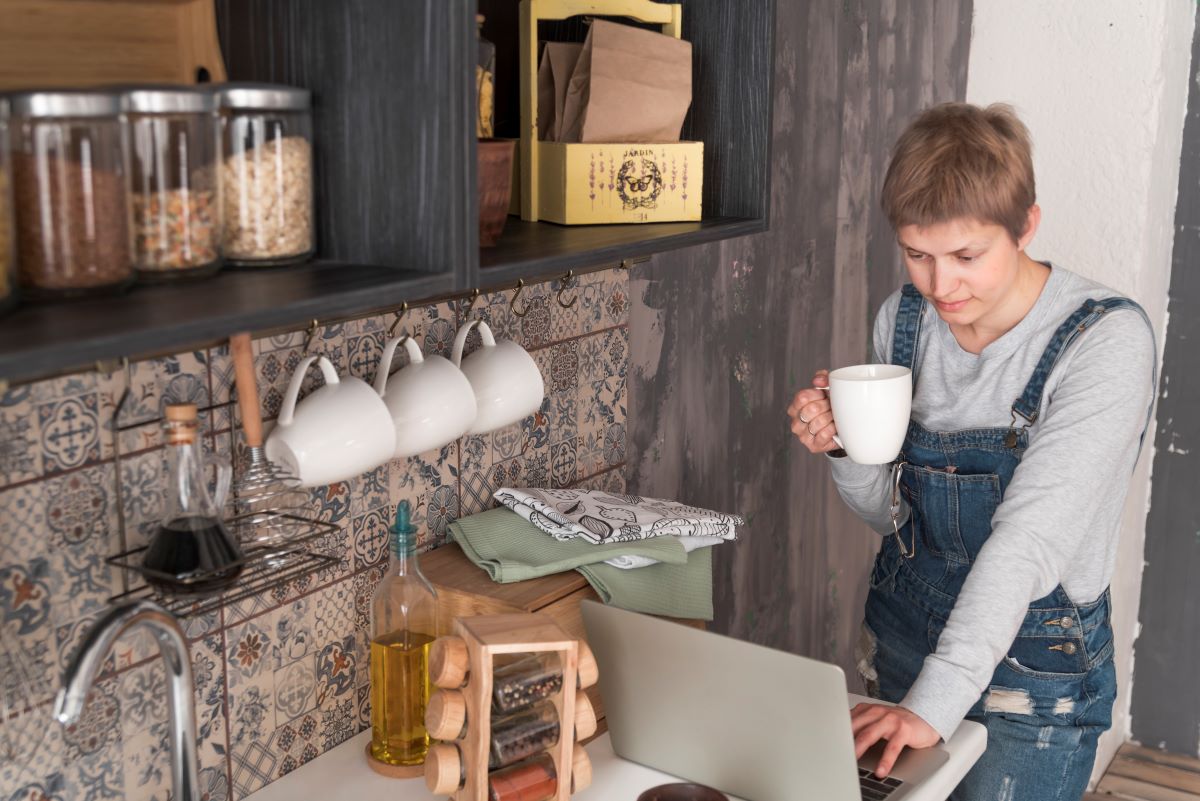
[38,392,103,475]
[0,393,42,486]
[344,328,386,387]
[351,508,390,573]
[572,467,627,493]
[0,481,46,564]
[518,293,553,350]
[350,463,390,519]
[0,720,66,800]
[117,448,166,551]
[62,673,122,761]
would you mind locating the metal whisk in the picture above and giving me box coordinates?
[228,333,310,561]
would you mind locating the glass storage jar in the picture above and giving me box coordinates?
[216,83,314,266]
[9,90,133,298]
[123,87,222,281]
[0,99,17,315]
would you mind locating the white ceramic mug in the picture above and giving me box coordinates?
[825,364,912,464]
[265,355,397,487]
[452,320,544,435]
[375,335,478,458]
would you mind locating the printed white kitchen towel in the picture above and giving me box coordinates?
[493,487,743,545]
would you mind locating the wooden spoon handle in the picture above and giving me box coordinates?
[230,333,264,448]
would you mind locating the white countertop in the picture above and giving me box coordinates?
[247,694,985,801]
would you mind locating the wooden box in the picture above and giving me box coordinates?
[422,541,705,735]
[518,0,703,224]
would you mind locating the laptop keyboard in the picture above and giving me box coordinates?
[859,767,904,800]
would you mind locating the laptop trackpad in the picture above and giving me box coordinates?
[858,740,951,784]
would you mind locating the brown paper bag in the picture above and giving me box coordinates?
[537,42,583,141]
[558,19,692,144]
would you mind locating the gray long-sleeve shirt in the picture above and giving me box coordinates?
[828,263,1156,741]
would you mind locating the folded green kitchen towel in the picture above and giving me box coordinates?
[449,507,688,582]
[576,546,713,621]
[449,507,714,620]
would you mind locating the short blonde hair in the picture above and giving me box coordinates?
[881,102,1036,244]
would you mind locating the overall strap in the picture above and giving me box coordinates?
[1010,297,1157,447]
[889,284,927,372]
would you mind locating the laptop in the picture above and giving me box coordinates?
[580,600,951,801]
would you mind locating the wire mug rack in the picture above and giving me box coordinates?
[103,359,339,619]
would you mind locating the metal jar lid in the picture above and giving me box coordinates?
[8,90,123,119]
[215,82,311,111]
[121,86,217,115]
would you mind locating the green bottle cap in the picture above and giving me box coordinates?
[391,500,417,556]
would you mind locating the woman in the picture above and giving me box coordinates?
[788,103,1156,800]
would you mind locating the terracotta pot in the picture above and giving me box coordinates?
[477,139,515,247]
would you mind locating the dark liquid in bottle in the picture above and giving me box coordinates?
[142,515,244,594]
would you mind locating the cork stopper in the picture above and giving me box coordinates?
[576,641,599,690]
[425,743,464,796]
[570,743,592,793]
[430,636,469,689]
[574,690,597,741]
[164,403,199,445]
[425,689,467,741]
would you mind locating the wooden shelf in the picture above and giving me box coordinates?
[477,216,766,285]
[0,261,454,385]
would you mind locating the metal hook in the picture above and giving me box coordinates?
[463,287,481,318]
[303,319,321,353]
[387,302,410,337]
[511,279,531,318]
[556,270,577,309]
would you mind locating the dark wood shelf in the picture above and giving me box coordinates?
[0,261,454,385]
[477,215,767,285]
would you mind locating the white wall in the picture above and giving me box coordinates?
[966,0,1194,781]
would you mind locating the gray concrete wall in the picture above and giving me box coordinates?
[627,0,972,677]
[1131,2,1200,757]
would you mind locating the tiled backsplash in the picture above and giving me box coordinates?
[0,269,629,801]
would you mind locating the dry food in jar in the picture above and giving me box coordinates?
[491,654,564,714]
[13,153,131,294]
[487,753,557,801]
[489,701,560,770]
[221,135,313,262]
[133,188,219,272]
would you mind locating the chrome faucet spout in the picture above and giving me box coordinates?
[55,600,199,801]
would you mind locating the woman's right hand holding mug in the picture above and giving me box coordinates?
[788,369,842,455]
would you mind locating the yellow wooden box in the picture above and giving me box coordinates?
[519,0,703,225]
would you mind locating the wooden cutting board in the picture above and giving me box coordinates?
[0,0,226,90]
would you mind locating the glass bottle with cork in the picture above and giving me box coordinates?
[369,500,438,773]
[141,403,243,593]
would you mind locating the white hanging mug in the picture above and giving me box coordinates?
[265,355,397,487]
[451,320,544,435]
[375,335,478,458]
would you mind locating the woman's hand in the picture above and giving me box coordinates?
[787,370,841,453]
[850,703,941,779]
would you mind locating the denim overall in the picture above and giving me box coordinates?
[862,285,1150,801]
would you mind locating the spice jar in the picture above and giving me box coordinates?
[0,99,16,314]
[488,753,559,801]
[492,654,564,714]
[216,83,314,266]
[9,90,133,298]
[123,87,222,281]
[490,701,560,770]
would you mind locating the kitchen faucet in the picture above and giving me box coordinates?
[55,599,199,801]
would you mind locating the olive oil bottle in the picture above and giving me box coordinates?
[369,500,438,768]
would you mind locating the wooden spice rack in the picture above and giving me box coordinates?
[424,613,599,800]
